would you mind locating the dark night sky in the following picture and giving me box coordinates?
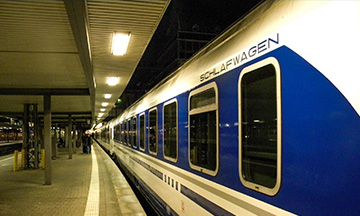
[142,0,263,65]
[114,0,263,114]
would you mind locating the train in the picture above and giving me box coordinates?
[95,1,360,215]
[0,116,22,142]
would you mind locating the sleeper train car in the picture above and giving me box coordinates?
[96,1,360,215]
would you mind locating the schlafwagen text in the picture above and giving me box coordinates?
[200,33,280,82]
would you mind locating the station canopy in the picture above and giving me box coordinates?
[0,0,170,127]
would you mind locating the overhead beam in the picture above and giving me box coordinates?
[49,116,91,120]
[0,111,91,116]
[0,88,89,95]
[64,0,95,120]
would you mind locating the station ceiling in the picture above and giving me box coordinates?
[0,0,170,126]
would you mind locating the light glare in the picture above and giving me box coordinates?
[111,32,131,56]
[107,77,120,86]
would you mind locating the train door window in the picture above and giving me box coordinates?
[188,82,218,175]
[140,113,145,151]
[130,116,137,148]
[163,99,178,162]
[239,57,281,196]
[149,108,158,155]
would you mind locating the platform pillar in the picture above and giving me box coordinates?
[52,125,57,160]
[23,104,40,169]
[44,94,52,185]
[22,106,28,167]
[68,114,73,159]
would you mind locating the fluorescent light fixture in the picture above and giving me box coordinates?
[107,77,120,86]
[111,32,131,56]
[95,123,103,129]
[98,113,104,117]
[104,94,112,99]
[102,102,109,107]
[100,108,105,112]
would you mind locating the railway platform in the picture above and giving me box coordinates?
[0,142,145,216]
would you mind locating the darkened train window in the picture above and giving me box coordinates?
[121,121,126,144]
[101,128,105,141]
[114,123,120,142]
[130,116,137,148]
[149,108,158,155]
[189,82,218,175]
[126,119,130,145]
[106,126,110,143]
[140,114,145,151]
[119,122,123,144]
[163,100,177,161]
[239,57,281,196]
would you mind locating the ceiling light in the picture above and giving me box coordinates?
[111,32,131,56]
[107,77,120,86]
[102,102,109,107]
[100,108,105,112]
[104,94,112,99]
[98,113,104,117]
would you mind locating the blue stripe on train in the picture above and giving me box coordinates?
[181,184,235,216]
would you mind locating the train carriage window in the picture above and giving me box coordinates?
[114,123,120,142]
[121,121,126,144]
[130,116,137,148]
[149,108,158,155]
[119,122,123,144]
[140,113,145,151]
[239,57,281,196]
[100,128,104,141]
[163,100,178,162]
[106,126,110,143]
[188,82,219,175]
[126,119,130,145]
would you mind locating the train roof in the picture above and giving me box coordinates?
[103,0,360,126]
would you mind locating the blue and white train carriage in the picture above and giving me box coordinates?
[96,1,360,215]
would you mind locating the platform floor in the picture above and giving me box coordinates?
[0,143,145,216]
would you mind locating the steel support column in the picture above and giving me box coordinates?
[44,95,52,185]
[68,114,73,159]
[52,126,57,160]
[23,104,40,169]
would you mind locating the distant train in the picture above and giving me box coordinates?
[0,116,22,142]
[96,1,360,215]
